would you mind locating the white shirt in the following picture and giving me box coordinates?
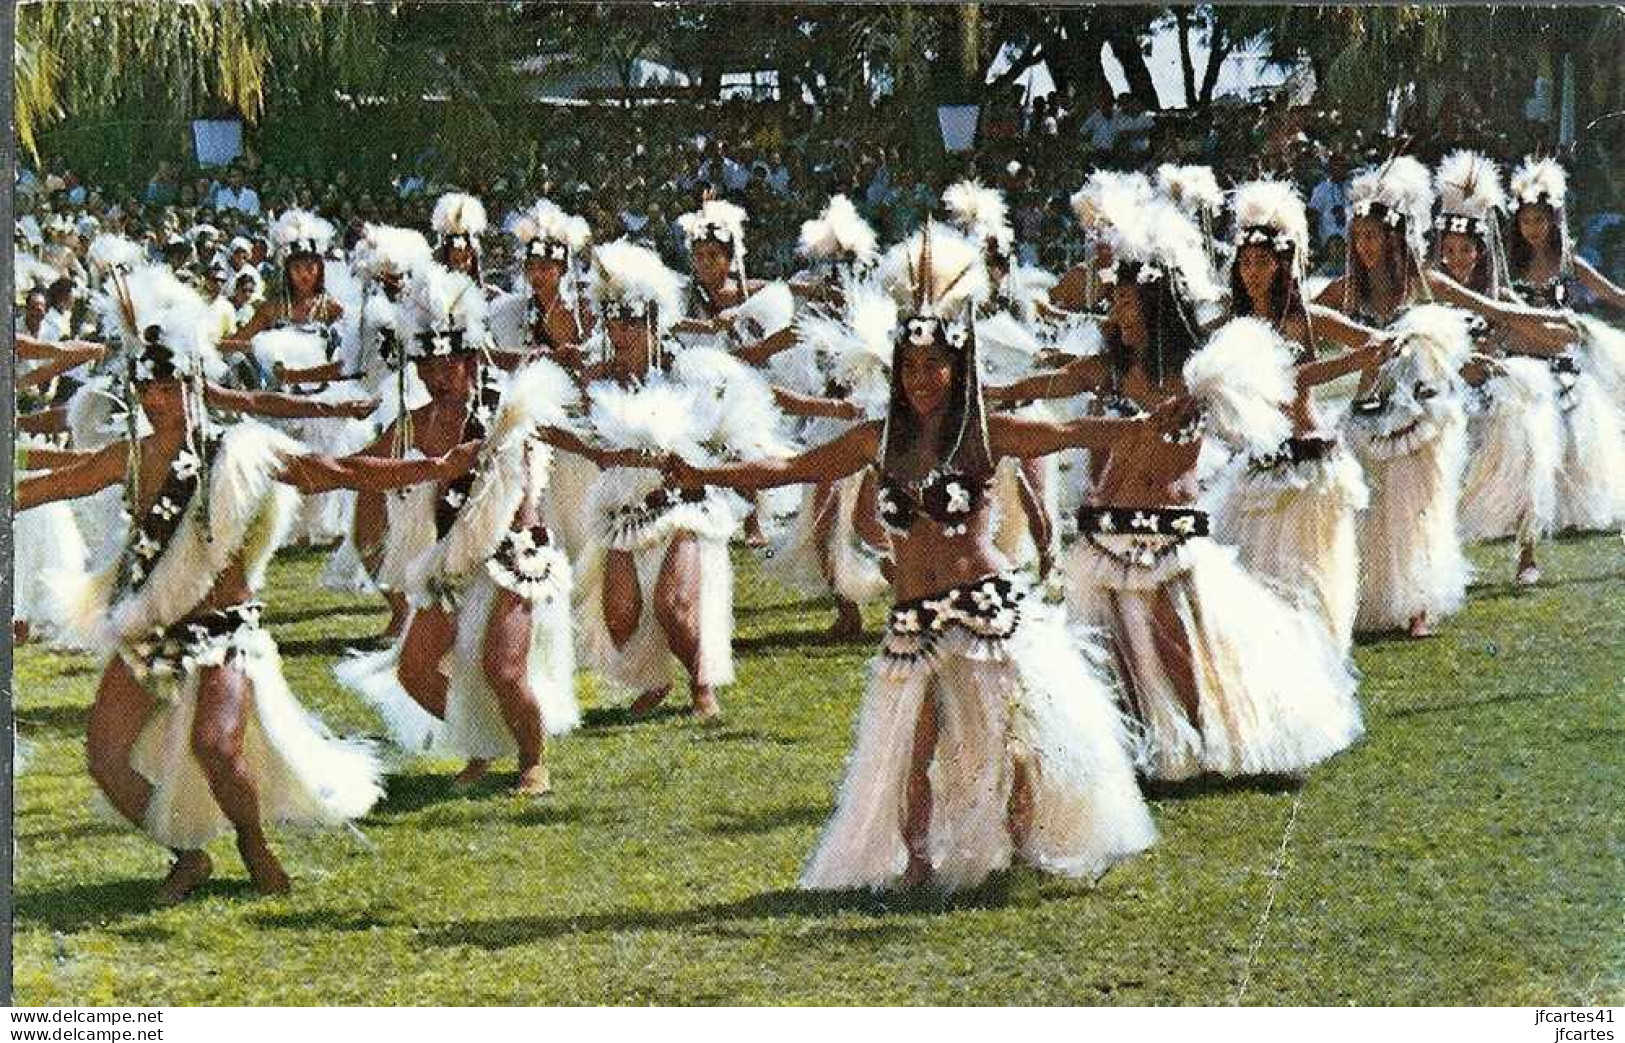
[214,185,262,215]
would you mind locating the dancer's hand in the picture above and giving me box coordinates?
[336,399,378,420]
[1149,394,1199,436]
[441,440,483,478]
[661,453,706,489]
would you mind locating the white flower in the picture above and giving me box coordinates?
[510,528,536,552]
[944,323,968,349]
[1097,512,1116,532]
[134,532,161,559]
[894,609,921,633]
[1130,511,1159,532]
[906,318,937,346]
[153,497,181,521]
[944,482,970,514]
[1137,265,1164,285]
[171,449,201,480]
[443,487,466,509]
[1170,514,1197,535]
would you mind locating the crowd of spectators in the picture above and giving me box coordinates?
[16,83,1625,294]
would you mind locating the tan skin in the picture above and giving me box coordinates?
[220,256,345,386]
[519,256,593,371]
[382,351,625,788]
[666,338,1189,887]
[1514,204,1625,311]
[18,381,478,904]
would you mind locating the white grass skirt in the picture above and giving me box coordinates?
[129,629,383,849]
[766,473,889,606]
[1348,408,1471,633]
[544,451,601,564]
[800,601,1155,892]
[1460,359,1562,545]
[1554,373,1625,533]
[14,495,89,645]
[990,455,1059,569]
[335,571,580,758]
[1066,536,1364,782]
[1207,440,1368,653]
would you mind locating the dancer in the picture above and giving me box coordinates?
[431,191,498,298]
[1056,203,1364,781]
[667,223,1156,891]
[19,265,477,903]
[337,263,587,794]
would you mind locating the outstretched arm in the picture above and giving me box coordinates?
[16,442,126,510]
[773,387,861,421]
[17,407,69,435]
[17,348,101,391]
[532,424,653,470]
[1426,270,1578,352]
[206,383,377,421]
[276,361,347,385]
[278,440,480,495]
[988,356,1106,404]
[666,421,879,492]
[735,326,799,368]
[1575,256,1625,312]
[1296,310,1394,387]
[990,409,1152,460]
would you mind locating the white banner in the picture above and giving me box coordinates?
[3,1006,1620,1043]
[191,120,243,168]
[936,105,980,153]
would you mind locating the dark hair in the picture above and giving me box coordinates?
[882,316,992,481]
[435,240,483,285]
[1433,228,1493,293]
[283,252,326,299]
[1104,265,1203,389]
[1507,200,1563,280]
[1347,214,1413,314]
[1229,243,1306,331]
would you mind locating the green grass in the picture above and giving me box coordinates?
[12,534,1624,1005]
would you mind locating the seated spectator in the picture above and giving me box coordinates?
[213,166,262,215]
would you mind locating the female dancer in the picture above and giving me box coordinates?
[667,223,1156,892]
[1430,152,1563,585]
[578,239,790,720]
[488,199,599,561]
[1505,157,1625,534]
[1057,202,1364,782]
[337,263,596,793]
[1208,179,1393,653]
[19,265,476,903]
[431,191,499,298]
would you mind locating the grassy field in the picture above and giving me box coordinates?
[11,534,1624,1005]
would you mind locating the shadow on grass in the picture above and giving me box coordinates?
[248,905,401,932]
[734,628,869,654]
[14,878,249,931]
[1470,570,1625,601]
[266,603,384,626]
[1142,773,1303,802]
[1382,687,1563,720]
[579,704,690,730]
[275,635,377,658]
[416,872,1058,951]
[15,820,125,844]
[15,704,90,735]
[706,804,828,836]
[689,726,800,747]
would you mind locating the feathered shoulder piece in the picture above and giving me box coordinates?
[1070,170,1154,235]
[590,238,687,331]
[1103,200,1222,306]
[942,179,1013,255]
[1510,156,1567,211]
[353,224,432,280]
[490,356,577,441]
[269,208,335,261]
[1156,164,1223,217]
[799,194,877,265]
[677,199,749,259]
[95,264,217,378]
[1182,317,1295,454]
[1349,155,1434,253]
[432,192,488,245]
[87,234,146,280]
[878,221,988,323]
[1434,151,1506,232]
[512,198,591,263]
[1387,304,1472,384]
[1232,179,1310,262]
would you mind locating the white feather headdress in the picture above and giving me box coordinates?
[94,264,220,378]
[1182,317,1295,455]
[798,195,878,265]
[1510,156,1567,211]
[1348,156,1434,255]
[269,208,335,261]
[877,221,989,320]
[942,179,1014,255]
[1231,179,1311,262]
[86,234,146,280]
[677,199,749,261]
[1102,200,1222,308]
[399,262,491,349]
[590,238,687,332]
[511,198,591,262]
[1070,170,1154,235]
[1435,151,1506,224]
[1156,164,1224,217]
[352,224,433,281]
[432,192,488,243]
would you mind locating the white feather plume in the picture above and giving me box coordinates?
[671,345,793,460]
[268,208,336,259]
[513,198,591,252]
[352,224,433,280]
[1435,151,1506,220]
[14,253,58,297]
[590,238,687,332]
[976,311,1044,383]
[85,234,145,278]
[1510,156,1568,210]
[587,377,704,460]
[431,192,488,238]
[877,221,989,318]
[677,199,749,259]
[1232,179,1311,262]
[1156,164,1223,216]
[1049,314,1105,359]
[942,179,1014,253]
[400,262,489,342]
[1182,317,1295,455]
[1387,304,1473,387]
[93,264,225,379]
[251,327,330,373]
[1070,170,1154,234]
[723,279,794,339]
[798,194,878,264]
[1348,156,1434,254]
[1106,200,1223,306]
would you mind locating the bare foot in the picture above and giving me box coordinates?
[744,512,769,548]
[452,758,492,789]
[901,853,931,889]
[630,686,671,719]
[1516,565,1542,587]
[690,686,721,720]
[241,841,292,896]
[1407,612,1434,639]
[827,602,863,639]
[12,621,30,645]
[157,851,213,906]
[514,763,551,796]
